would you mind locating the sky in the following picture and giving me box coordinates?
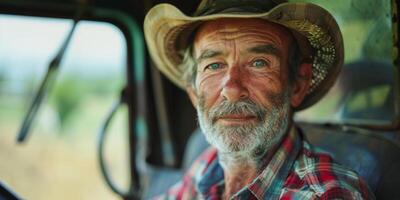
[0,14,127,93]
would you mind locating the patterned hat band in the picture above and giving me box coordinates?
[280,19,336,94]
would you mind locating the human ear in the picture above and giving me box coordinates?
[290,62,312,108]
[186,86,198,107]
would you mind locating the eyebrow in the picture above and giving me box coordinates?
[196,49,223,63]
[247,44,281,57]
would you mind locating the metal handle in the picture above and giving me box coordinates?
[97,88,140,199]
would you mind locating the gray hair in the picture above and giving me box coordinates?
[179,40,302,88]
[179,44,198,88]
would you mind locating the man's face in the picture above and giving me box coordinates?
[190,18,295,154]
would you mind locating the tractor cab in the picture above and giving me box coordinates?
[0,0,399,199]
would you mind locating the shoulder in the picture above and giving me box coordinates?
[283,141,375,199]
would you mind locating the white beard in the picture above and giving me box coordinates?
[197,90,291,156]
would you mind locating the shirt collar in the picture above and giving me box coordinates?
[197,156,224,197]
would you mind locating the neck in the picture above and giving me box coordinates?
[220,143,279,199]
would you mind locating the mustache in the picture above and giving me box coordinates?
[208,99,268,123]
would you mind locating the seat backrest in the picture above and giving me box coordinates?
[299,123,400,200]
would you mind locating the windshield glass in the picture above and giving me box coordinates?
[0,15,128,200]
[291,0,398,126]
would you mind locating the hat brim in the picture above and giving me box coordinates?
[144,2,343,111]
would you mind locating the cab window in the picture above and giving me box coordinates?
[0,15,128,199]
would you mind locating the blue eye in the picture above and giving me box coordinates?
[206,63,221,71]
[252,59,268,68]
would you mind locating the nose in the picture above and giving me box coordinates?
[221,67,249,102]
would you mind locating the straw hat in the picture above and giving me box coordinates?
[144,0,343,110]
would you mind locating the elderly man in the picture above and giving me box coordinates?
[144,0,374,199]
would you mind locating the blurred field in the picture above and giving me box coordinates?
[0,94,130,200]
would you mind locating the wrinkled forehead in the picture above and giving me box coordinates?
[193,18,294,53]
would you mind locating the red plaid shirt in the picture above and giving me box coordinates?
[155,127,375,199]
